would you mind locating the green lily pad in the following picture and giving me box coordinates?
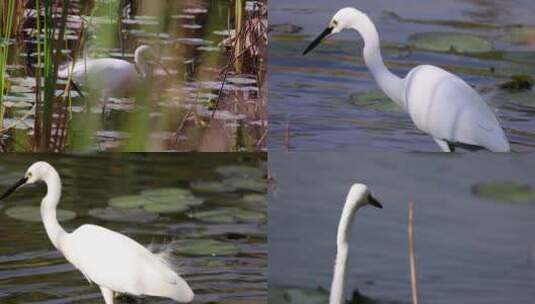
[499,74,534,91]
[472,182,535,203]
[190,181,237,193]
[215,165,265,179]
[193,208,266,224]
[500,27,535,46]
[175,239,240,256]
[223,177,267,192]
[193,209,234,224]
[109,195,153,209]
[108,188,204,214]
[146,193,204,207]
[140,188,192,199]
[408,32,492,53]
[242,194,267,205]
[269,286,328,304]
[349,91,403,112]
[5,206,76,222]
[143,203,190,214]
[88,207,159,223]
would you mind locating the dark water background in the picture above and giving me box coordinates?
[0,153,266,303]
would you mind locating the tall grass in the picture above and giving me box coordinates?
[37,0,70,151]
[0,0,17,126]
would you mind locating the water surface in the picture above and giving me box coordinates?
[269,0,535,151]
[269,152,535,303]
[0,153,267,303]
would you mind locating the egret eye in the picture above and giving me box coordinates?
[26,172,32,179]
[332,20,338,27]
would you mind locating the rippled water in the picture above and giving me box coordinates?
[0,153,267,303]
[269,0,535,152]
[269,152,535,304]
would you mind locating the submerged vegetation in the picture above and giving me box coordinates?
[0,0,267,152]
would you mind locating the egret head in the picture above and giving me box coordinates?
[0,161,52,201]
[347,183,383,209]
[135,45,156,62]
[303,7,366,55]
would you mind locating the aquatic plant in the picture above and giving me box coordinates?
[0,0,17,126]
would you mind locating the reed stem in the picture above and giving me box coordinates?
[408,201,419,304]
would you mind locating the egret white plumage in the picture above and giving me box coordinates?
[329,184,382,304]
[59,45,156,101]
[303,7,510,152]
[0,162,194,304]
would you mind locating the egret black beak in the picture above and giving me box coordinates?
[369,195,383,209]
[0,177,28,201]
[303,26,333,55]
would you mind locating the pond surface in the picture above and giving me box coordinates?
[269,152,535,303]
[2,0,266,152]
[0,153,267,303]
[268,0,535,151]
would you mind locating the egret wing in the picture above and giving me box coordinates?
[64,224,180,295]
[404,65,509,151]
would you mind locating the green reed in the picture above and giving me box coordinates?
[37,0,70,151]
[0,0,16,126]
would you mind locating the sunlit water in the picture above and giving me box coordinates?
[268,0,535,151]
[0,154,267,303]
[269,152,535,304]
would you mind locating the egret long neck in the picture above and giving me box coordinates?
[351,12,405,108]
[329,197,360,304]
[40,169,68,251]
[135,52,149,78]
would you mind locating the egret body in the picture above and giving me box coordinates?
[59,45,155,101]
[0,162,194,304]
[304,7,510,152]
[329,184,382,304]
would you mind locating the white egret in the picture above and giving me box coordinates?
[0,161,194,304]
[329,183,382,304]
[303,7,510,152]
[59,45,156,101]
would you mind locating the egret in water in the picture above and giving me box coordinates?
[303,7,510,152]
[329,184,382,304]
[0,162,194,304]
[59,45,157,101]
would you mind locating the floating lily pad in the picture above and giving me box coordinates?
[190,181,237,193]
[408,32,492,53]
[89,207,159,223]
[193,209,234,224]
[108,188,204,214]
[193,208,266,224]
[223,177,267,192]
[109,195,153,209]
[269,286,328,304]
[215,165,265,179]
[143,203,190,214]
[500,27,535,46]
[349,91,403,112]
[175,239,239,256]
[472,182,535,203]
[242,194,267,205]
[5,206,75,222]
[499,74,534,91]
[141,188,191,199]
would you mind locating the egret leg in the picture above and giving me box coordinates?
[101,91,110,115]
[100,286,114,304]
[434,138,453,152]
